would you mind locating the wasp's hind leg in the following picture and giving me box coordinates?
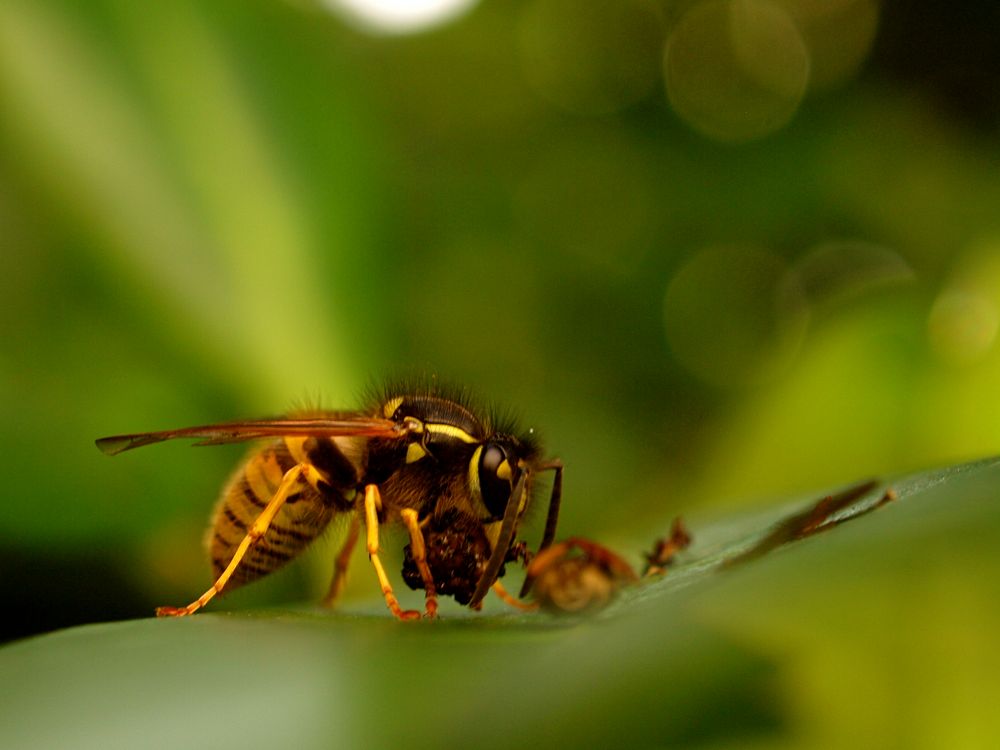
[322,513,361,609]
[364,485,421,621]
[157,463,310,617]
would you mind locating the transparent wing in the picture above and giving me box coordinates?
[96,416,402,456]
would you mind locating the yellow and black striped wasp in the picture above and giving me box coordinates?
[97,384,563,619]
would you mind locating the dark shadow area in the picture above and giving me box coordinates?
[0,546,156,644]
[872,1,1000,127]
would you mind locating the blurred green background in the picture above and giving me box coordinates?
[1,0,999,710]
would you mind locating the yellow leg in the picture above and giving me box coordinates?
[364,484,420,621]
[493,580,538,611]
[400,508,438,618]
[157,464,305,617]
[322,513,361,608]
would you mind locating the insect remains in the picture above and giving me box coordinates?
[523,519,692,615]
[400,509,531,607]
[520,481,896,616]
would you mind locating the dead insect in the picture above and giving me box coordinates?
[521,538,636,614]
[96,384,563,620]
[523,519,693,615]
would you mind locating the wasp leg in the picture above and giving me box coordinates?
[364,484,420,621]
[400,509,438,618]
[157,464,307,617]
[322,513,361,609]
[492,580,538,611]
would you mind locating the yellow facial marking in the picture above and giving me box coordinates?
[496,460,512,481]
[468,445,483,499]
[405,442,427,464]
[382,397,404,418]
[425,423,478,443]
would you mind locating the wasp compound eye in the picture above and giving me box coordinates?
[479,443,515,519]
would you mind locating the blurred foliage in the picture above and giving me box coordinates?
[2,459,999,749]
[1,0,1000,741]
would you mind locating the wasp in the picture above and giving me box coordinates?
[96,385,563,620]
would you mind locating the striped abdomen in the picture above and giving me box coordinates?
[207,437,361,590]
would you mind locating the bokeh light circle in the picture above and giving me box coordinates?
[664,245,808,387]
[664,0,810,142]
[927,242,1000,367]
[928,290,1000,366]
[793,239,915,308]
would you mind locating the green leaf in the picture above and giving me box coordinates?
[3,458,999,749]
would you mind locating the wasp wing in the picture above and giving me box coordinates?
[96,417,402,456]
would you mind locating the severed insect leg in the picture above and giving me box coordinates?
[157,464,307,617]
[322,513,361,608]
[364,484,421,621]
[400,508,438,619]
[492,580,538,611]
[643,518,692,576]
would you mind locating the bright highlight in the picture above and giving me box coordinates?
[324,0,479,34]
